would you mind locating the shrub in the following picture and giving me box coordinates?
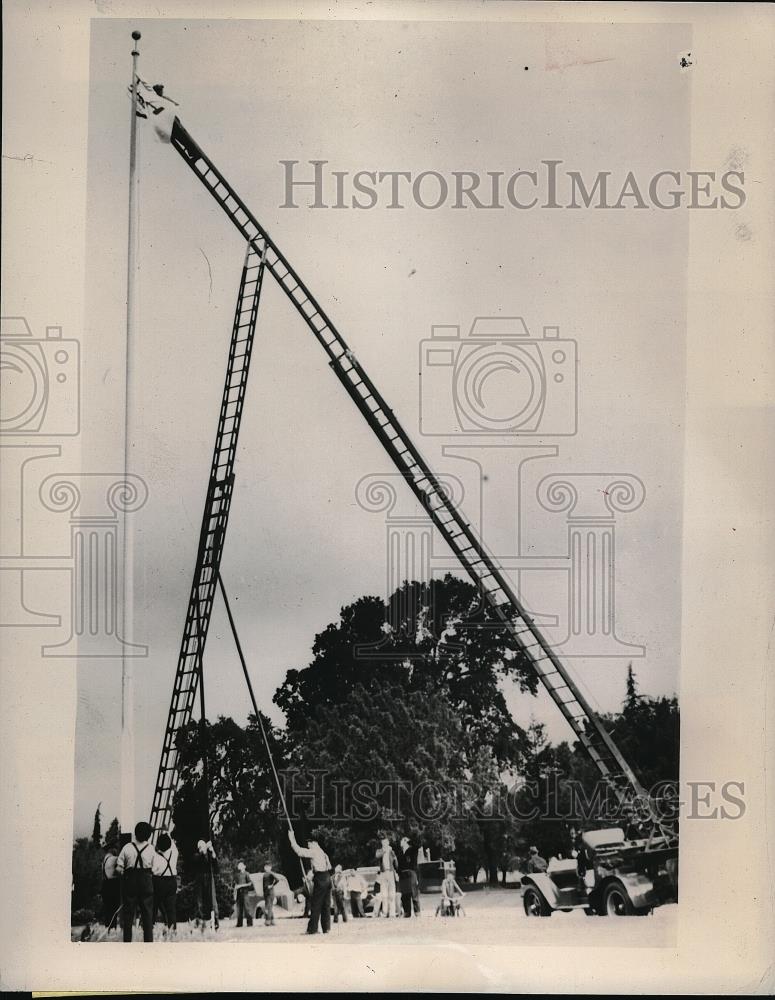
[71,907,96,926]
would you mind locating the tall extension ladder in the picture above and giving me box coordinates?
[150,241,267,832]
[150,116,674,846]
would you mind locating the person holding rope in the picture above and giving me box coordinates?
[287,829,332,935]
[193,838,220,931]
[152,832,178,935]
[116,821,157,942]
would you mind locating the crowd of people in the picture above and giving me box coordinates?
[101,822,217,942]
[287,829,424,935]
[99,821,490,941]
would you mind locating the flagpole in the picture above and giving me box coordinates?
[120,29,141,836]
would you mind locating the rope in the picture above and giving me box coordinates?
[195,589,218,930]
[91,903,122,942]
[217,573,306,882]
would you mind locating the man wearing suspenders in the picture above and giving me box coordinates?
[116,821,157,942]
[152,832,179,934]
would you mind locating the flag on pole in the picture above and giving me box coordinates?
[128,75,179,116]
[127,75,179,143]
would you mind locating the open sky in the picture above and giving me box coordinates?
[74,16,690,834]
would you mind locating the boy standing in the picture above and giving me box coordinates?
[262,861,279,927]
[331,865,349,923]
[347,869,367,918]
[233,861,254,928]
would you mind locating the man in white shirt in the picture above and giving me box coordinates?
[375,832,399,918]
[348,869,367,918]
[288,829,332,935]
[151,832,178,933]
[116,821,158,942]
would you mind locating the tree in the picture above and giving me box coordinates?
[104,817,121,852]
[285,680,505,879]
[274,575,538,770]
[91,803,102,848]
[510,688,681,858]
[509,719,576,861]
[71,837,102,918]
[625,663,640,712]
[172,711,288,864]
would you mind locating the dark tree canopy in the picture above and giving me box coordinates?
[172,712,288,863]
[284,680,507,879]
[274,575,538,769]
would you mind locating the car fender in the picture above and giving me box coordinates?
[601,872,657,910]
[521,874,560,910]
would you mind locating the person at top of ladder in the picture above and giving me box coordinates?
[116,821,158,942]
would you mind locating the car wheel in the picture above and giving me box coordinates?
[522,887,551,917]
[602,882,649,916]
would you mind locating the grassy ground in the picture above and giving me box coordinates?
[75,888,677,948]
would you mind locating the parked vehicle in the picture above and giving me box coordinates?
[521,827,678,917]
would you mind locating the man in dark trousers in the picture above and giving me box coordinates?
[193,838,220,931]
[152,832,178,934]
[233,861,254,928]
[287,829,332,935]
[116,821,157,942]
[398,835,421,918]
[261,861,279,927]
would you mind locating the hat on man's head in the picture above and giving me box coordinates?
[529,846,538,854]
